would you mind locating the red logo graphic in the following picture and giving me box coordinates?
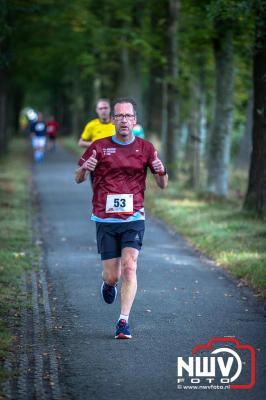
[192,337,256,389]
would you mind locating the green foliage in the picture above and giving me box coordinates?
[3,0,256,177]
[4,0,254,109]
[206,0,253,23]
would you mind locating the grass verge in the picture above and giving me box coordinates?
[0,139,33,386]
[59,135,83,158]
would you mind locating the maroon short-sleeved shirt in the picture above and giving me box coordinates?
[78,136,157,220]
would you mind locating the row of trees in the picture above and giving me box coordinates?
[0,0,265,216]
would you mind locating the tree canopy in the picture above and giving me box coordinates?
[1,0,265,215]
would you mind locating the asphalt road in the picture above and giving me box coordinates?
[29,145,265,400]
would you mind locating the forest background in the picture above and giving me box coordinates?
[0,0,265,301]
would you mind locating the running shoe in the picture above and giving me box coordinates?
[101,282,117,304]
[115,319,132,339]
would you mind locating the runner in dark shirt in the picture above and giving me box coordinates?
[30,112,47,162]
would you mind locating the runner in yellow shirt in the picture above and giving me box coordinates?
[78,99,115,148]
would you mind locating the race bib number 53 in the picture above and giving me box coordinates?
[105,194,133,214]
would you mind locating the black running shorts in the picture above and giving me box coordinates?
[96,220,145,260]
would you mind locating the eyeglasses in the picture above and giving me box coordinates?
[114,114,135,120]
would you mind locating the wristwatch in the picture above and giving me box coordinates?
[158,169,167,176]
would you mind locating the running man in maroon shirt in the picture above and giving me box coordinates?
[75,98,168,339]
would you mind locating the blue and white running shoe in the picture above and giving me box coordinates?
[101,282,117,304]
[115,319,132,339]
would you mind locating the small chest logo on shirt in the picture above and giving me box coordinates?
[103,147,116,156]
[35,123,45,131]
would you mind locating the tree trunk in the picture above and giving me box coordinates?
[116,44,144,123]
[161,72,168,162]
[0,69,9,155]
[147,65,163,134]
[165,0,180,179]
[236,92,253,169]
[243,5,266,217]
[9,87,23,134]
[56,92,72,135]
[146,1,167,136]
[198,64,207,158]
[93,76,101,108]
[207,20,234,197]
[187,79,201,190]
[71,78,85,138]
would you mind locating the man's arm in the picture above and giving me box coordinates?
[75,149,98,184]
[78,122,93,148]
[78,138,92,148]
[75,166,89,184]
[151,151,168,189]
[154,173,168,189]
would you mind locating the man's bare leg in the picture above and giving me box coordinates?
[101,257,121,305]
[120,247,139,316]
[102,257,121,285]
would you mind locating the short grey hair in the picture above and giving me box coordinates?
[111,97,137,116]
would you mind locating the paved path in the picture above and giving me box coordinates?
[13,146,266,399]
